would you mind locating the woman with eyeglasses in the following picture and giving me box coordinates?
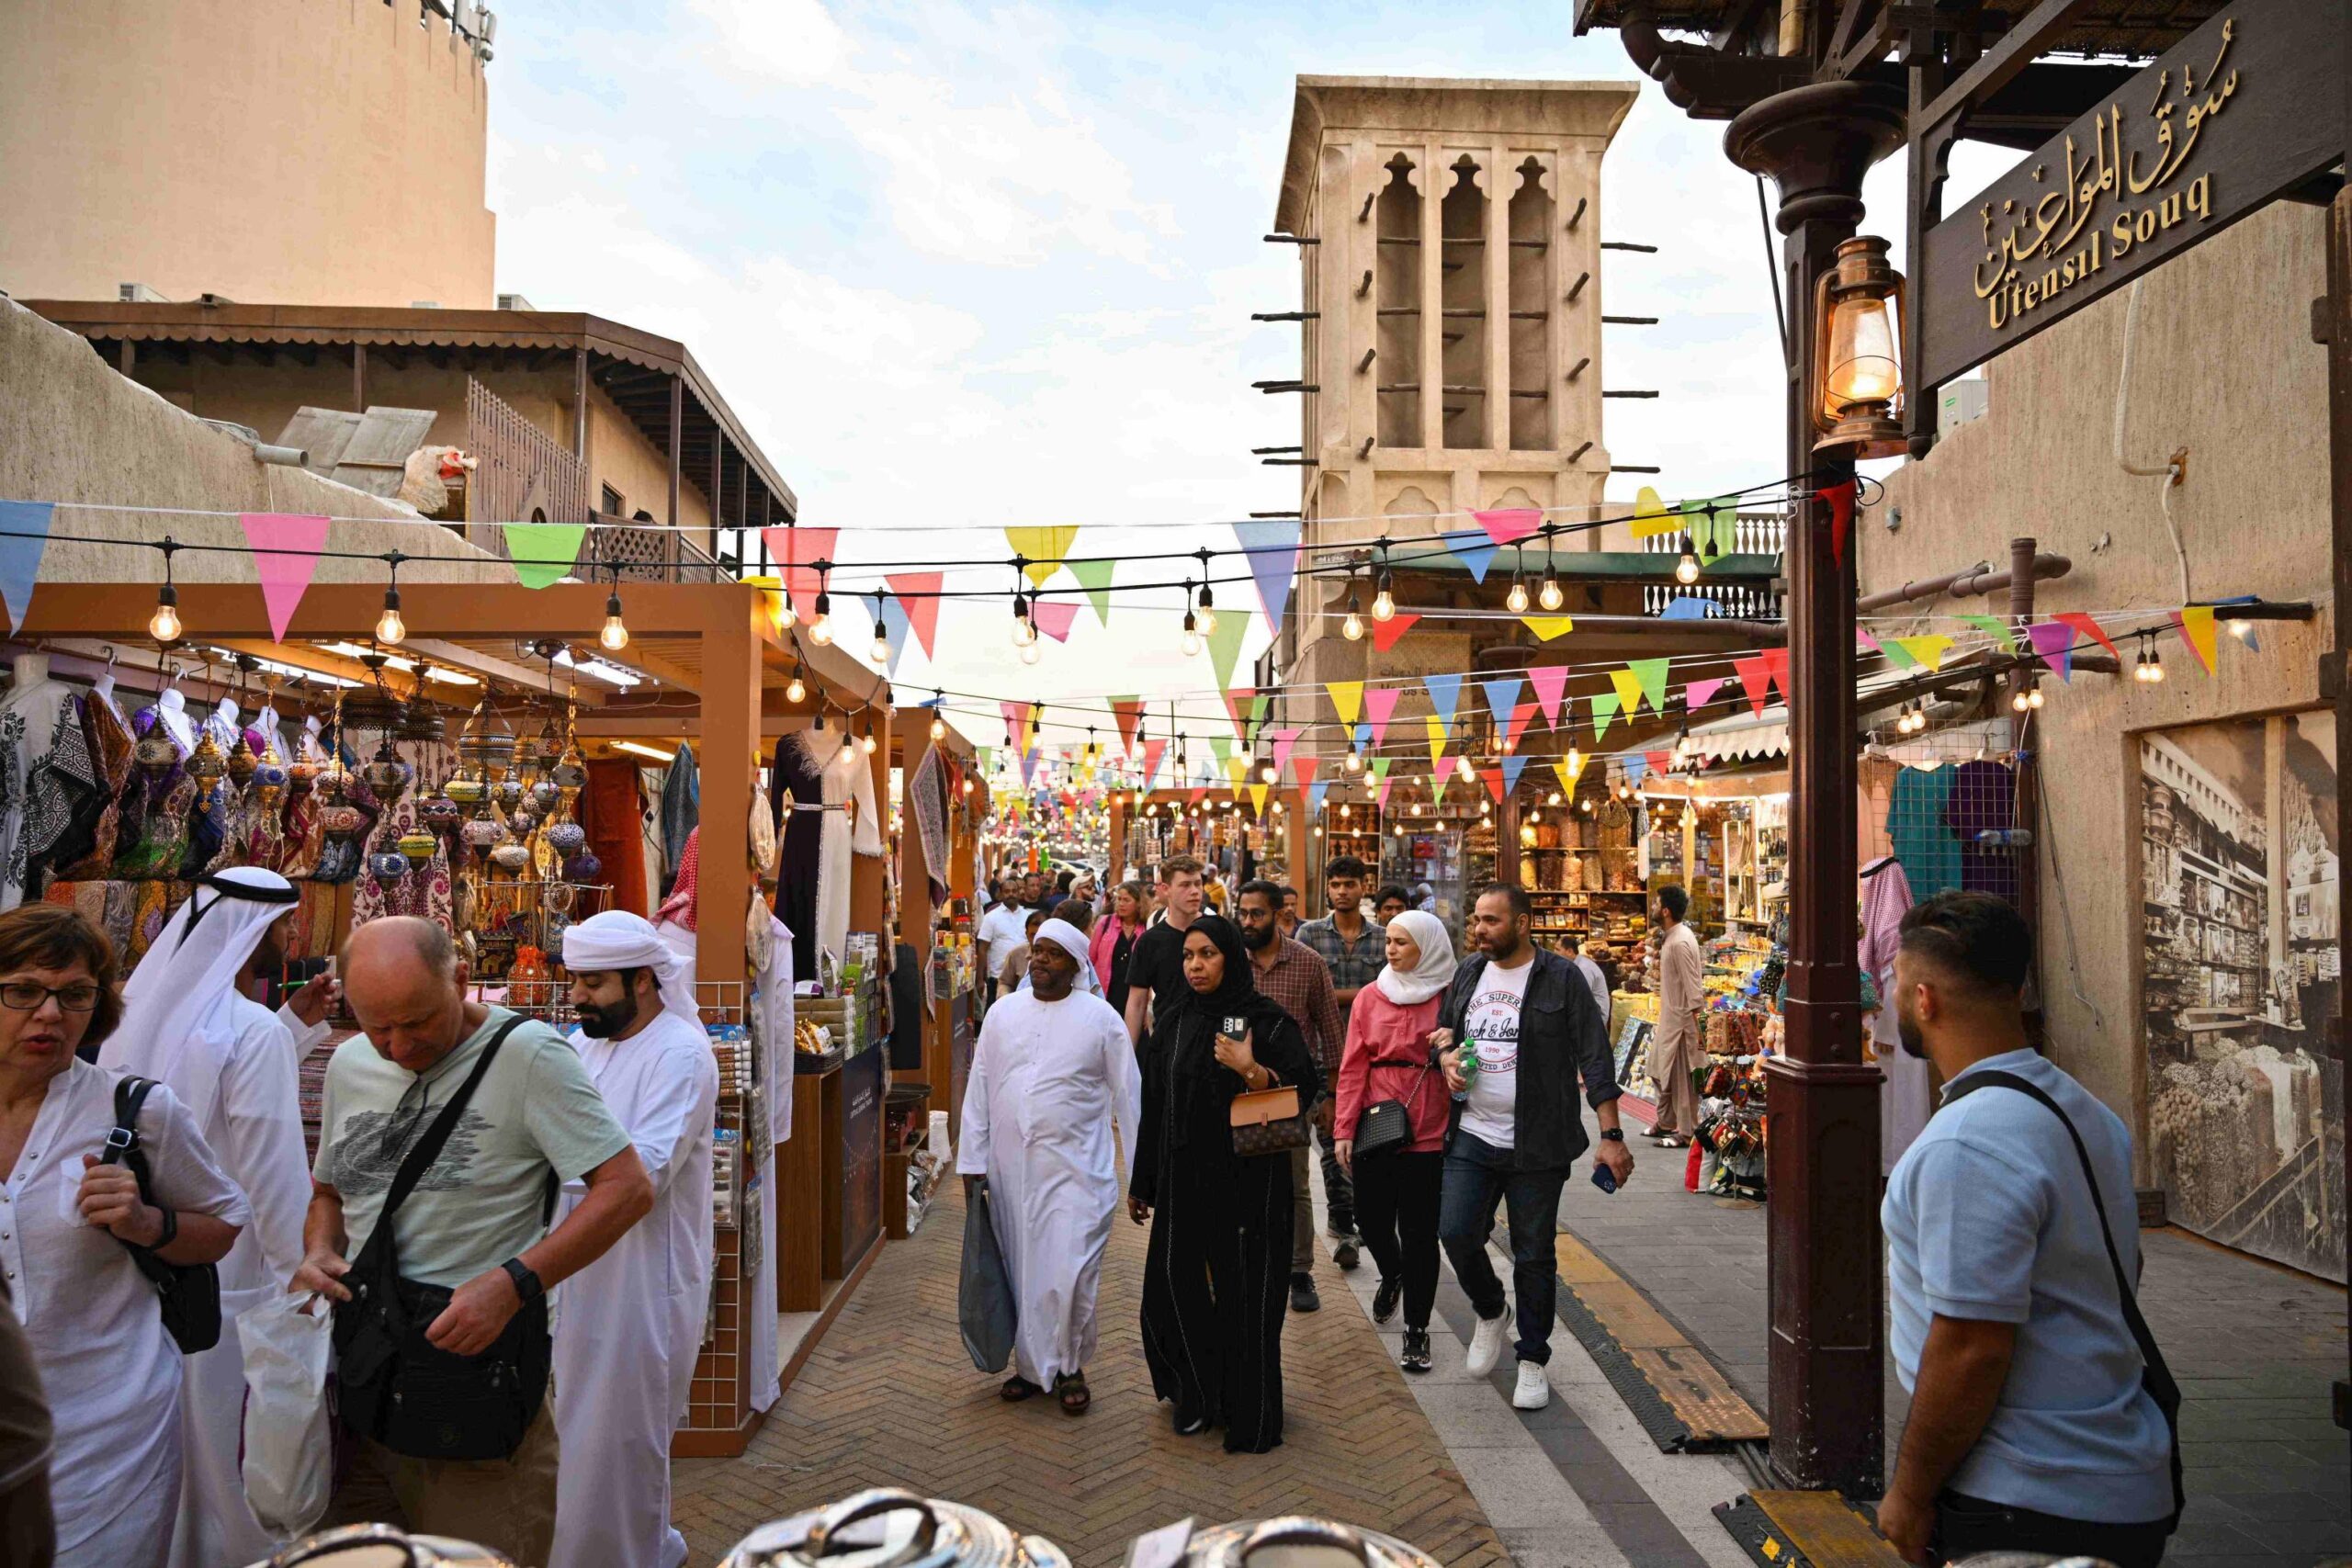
[0,905,245,1568]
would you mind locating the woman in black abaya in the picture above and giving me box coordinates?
[1126,914,1320,1452]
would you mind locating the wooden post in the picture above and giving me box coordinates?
[571,347,588,461]
[2326,180,2352,1432]
[352,343,368,412]
[849,705,892,940]
[2008,535,2044,1010]
[709,434,724,564]
[666,374,684,536]
[1727,79,1905,1498]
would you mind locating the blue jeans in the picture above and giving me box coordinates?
[1438,1129,1566,1366]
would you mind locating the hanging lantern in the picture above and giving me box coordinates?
[1812,235,1906,460]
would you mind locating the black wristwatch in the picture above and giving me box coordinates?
[1598,1129,1625,1144]
[502,1258,546,1303]
[153,1204,178,1247]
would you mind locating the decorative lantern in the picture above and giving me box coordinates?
[1811,234,1906,460]
[562,850,603,884]
[226,733,259,787]
[528,779,562,817]
[545,821,586,857]
[463,813,504,851]
[490,840,531,873]
[397,830,438,866]
[187,730,228,784]
[368,850,410,886]
[362,738,409,798]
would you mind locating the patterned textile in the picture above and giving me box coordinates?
[128,878,188,964]
[22,694,99,890]
[346,746,454,932]
[658,743,699,895]
[1248,935,1347,1073]
[51,695,134,883]
[100,879,139,957]
[1887,765,1962,901]
[113,768,196,881]
[909,744,950,903]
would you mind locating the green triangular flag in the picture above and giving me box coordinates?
[1248,694,1270,746]
[1207,606,1252,692]
[1591,691,1621,741]
[1069,556,1116,628]
[1954,614,2018,651]
[1627,657,1669,714]
[1369,757,1392,786]
[507,523,587,590]
[1211,735,1233,767]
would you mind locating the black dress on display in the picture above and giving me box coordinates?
[1133,914,1321,1454]
[769,736,820,979]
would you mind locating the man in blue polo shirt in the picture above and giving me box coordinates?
[1877,892,2177,1565]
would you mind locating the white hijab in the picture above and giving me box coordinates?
[563,908,702,1028]
[105,867,300,1102]
[1374,909,1456,1006]
[1031,917,1101,997]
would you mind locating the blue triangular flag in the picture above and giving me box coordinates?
[1479,675,1522,735]
[1660,596,1719,621]
[0,502,56,631]
[1352,720,1372,751]
[1306,780,1329,817]
[1232,519,1303,629]
[1442,530,1500,584]
[1500,753,1530,794]
[879,595,912,676]
[1623,755,1648,785]
[1422,673,1463,735]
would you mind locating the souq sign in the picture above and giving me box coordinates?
[1917,0,2344,390]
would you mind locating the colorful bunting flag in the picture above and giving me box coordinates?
[1660,597,1718,621]
[1422,673,1463,736]
[1223,687,1255,742]
[0,502,55,632]
[1250,783,1270,815]
[1527,666,1569,727]
[1425,714,1448,764]
[1628,486,1676,539]
[1685,676,1724,713]
[1269,727,1302,777]
[1140,738,1167,786]
[1505,702,1538,755]
[1954,614,2018,652]
[2177,605,2219,673]
[237,512,330,644]
[760,525,840,621]
[1004,526,1078,588]
[1442,531,1500,583]
[1521,614,1577,641]
[1293,756,1319,789]
[2025,621,2075,682]
[1889,634,1955,672]
[1248,695,1270,744]
[1363,685,1402,747]
[1376,770,1396,810]
[1627,658,1669,713]
[1232,519,1303,628]
[1552,757,1583,796]
[1066,556,1116,627]
[1759,647,1792,704]
[1591,692,1621,741]
[1730,654,1774,715]
[1206,605,1252,691]
[1816,478,1857,568]
[1327,681,1363,728]
[1645,750,1674,776]
[882,571,944,658]
[2052,612,2119,660]
[1607,668,1645,716]
[1031,599,1080,642]
[1480,676,1522,738]
[508,522,588,590]
[1001,700,1033,753]
[1473,508,1544,547]
[1857,626,1884,653]
[1623,755,1648,785]
[1481,766,1506,805]
[1306,780,1329,817]
[1500,753,1531,795]
[1109,698,1144,754]
[1369,613,1420,652]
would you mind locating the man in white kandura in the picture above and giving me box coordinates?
[549,911,719,1568]
[957,917,1140,1416]
[98,867,322,1568]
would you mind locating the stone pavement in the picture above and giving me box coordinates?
[1553,1164,2352,1566]
[672,1179,1510,1567]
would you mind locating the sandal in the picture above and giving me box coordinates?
[1054,1372,1091,1416]
[1001,1376,1043,1402]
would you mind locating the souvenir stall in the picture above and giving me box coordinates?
[888,715,985,1237]
[1513,774,1646,965]
[1638,772,1792,936]
[10,575,872,1461]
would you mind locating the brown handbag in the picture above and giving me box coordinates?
[1229,1083,1311,1157]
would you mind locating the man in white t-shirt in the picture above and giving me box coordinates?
[1433,887,1631,1409]
[977,879,1034,1012]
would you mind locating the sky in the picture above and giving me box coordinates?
[485,1,2017,749]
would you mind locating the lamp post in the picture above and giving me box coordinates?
[1726,77,1905,1498]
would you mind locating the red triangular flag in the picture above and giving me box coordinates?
[761,526,840,625]
[1223,688,1256,741]
[1731,653,1774,716]
[1369,613,1421,653]
[1292,755,1319,789]
[2052,611,2119,661]
[1472,508,1544,547]
[1109,699,1145,755]
[1141,738,1169,787]
[1505,701,1538,755]
[1815,479,1857,569]
[882,571,943,658]
[1645,750,1674,775]
[1482,766,1507,804]
[1758,647,1793,705]
[239,513,332,643]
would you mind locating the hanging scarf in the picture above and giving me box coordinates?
[654,826,700,932]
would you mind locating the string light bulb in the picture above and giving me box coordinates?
[870,592,891,666]
[859,708,877,755]
[2227,617,2254,641]
[2011,684,2031,714]
[1345,747,1363,773]
[1674,534,1702,586]
[786,661,808,704]
[1341,588,1364,641]
[1020,638,1042,665]
[930,709,946,742]
[1194,551,1218,637]
[1011,590,1035,648]
[1371,570,1396,623]
[597,564,628,653]
[377,551,408,645]
[2027,681,2045,709]
[150,536,183,642]
[2145,644,2165,683]
[808,567,834,647]
[1180,580,1203,656]
[1539,566,1563,611]
[1506,560,1530,615]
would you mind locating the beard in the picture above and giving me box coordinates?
[576,990,641,1039]
[1240,921,1276,951]
[1896,1001,1928,1059]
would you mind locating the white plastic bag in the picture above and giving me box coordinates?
[239,1293,334,1541]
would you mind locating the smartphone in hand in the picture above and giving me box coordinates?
[1590,1163,1618,1195]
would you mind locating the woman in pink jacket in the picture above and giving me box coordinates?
[1088,881,1150,1017]
[1333,909,1456,1372]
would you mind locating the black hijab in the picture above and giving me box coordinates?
[1158,914,1295,1077]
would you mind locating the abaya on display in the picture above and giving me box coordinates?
[1133,914,1319,1453]
[769,726,883,979]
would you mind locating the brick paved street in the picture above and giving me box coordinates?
[1554,1169,2352,1565]
[673,1179,1511,1566]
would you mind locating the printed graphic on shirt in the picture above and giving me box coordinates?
[1464,984,1522,1073]
[330,1108,490,1196]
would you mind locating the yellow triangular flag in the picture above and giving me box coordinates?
[1226,755,1248,786]
[1889,634,1954,672]
[2177,605,2218,672]
[1521,615,1576,642]
[1609,668,1646,716]
[1425,713,1448,764]
[1250,783,1270,815]
[1628,485,1678,539]
[1327,680,1364,728]
[1005,526,1079,589]
[1553,757,1583,794]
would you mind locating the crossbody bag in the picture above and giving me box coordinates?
[1945,1070,2184,1534]
[1351,1053,1436,1162]
[101,1076,222,1354]
[332,1016,555,1461]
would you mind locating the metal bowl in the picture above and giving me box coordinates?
[719,1488,1071,1568]
[1179,1517,1443,1568]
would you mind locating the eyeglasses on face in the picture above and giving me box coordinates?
[0,982,101,1012]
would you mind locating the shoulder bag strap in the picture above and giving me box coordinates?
[1946,1069,2185,1526]
[104,1076,159,1194]
[378,1014,530,1227]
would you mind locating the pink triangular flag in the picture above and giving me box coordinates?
[2026,619,2075,682]
[1505,701,1538,755]
[1363,686,1403,748]
[1685,676,1724,714]
[1527,665,1569,727]
[1141,739,1169,787]
[240,513,332,643]
[1376,773,1395,810]
[1269,727,1303,776]
[884,571,943,658]
[1856,626,1883,655]
[1472,508,1544,547]
[761,526,841,625]
[1031,599,1080,642]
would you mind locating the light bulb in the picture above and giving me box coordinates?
[1345,750,1363,773]
[1020,639,1042,665]
[1539,573,1563,611]
[861,728,878,755]
[1261,763,1277,784]
[1198,604,1217,637]
[600,592,629,652]
[2227,618,2254,641]
[1507,579,1530,614]
[809,594,833,646]
[930,713,946,740]
[1371,580,1396,622]
[149,588,182,643]
[1341,605,1364,641]
[1674,539,1702,586]
[2027,684,2044,709]
[872,626,890,665]
[1180,613,1202,657]
[1012,616,1035,649]
[2148,652,2165,684]
[2012,687,2030,714]
[377,587,406,645]
[786,667,807,704]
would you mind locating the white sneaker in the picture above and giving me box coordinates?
[1465,1298,1511,1377]
[1511,1360,1551,1410]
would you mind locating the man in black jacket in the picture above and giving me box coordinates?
[1433,886,1632,1409]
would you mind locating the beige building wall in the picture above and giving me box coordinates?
[1865,199,2332,1140]
[0,0,495,309]
[0,299,495,586]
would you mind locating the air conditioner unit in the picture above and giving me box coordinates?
[118,282,171,302]
[496,292,537,312]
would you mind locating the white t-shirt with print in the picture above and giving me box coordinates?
[1458,957,1532,1149]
